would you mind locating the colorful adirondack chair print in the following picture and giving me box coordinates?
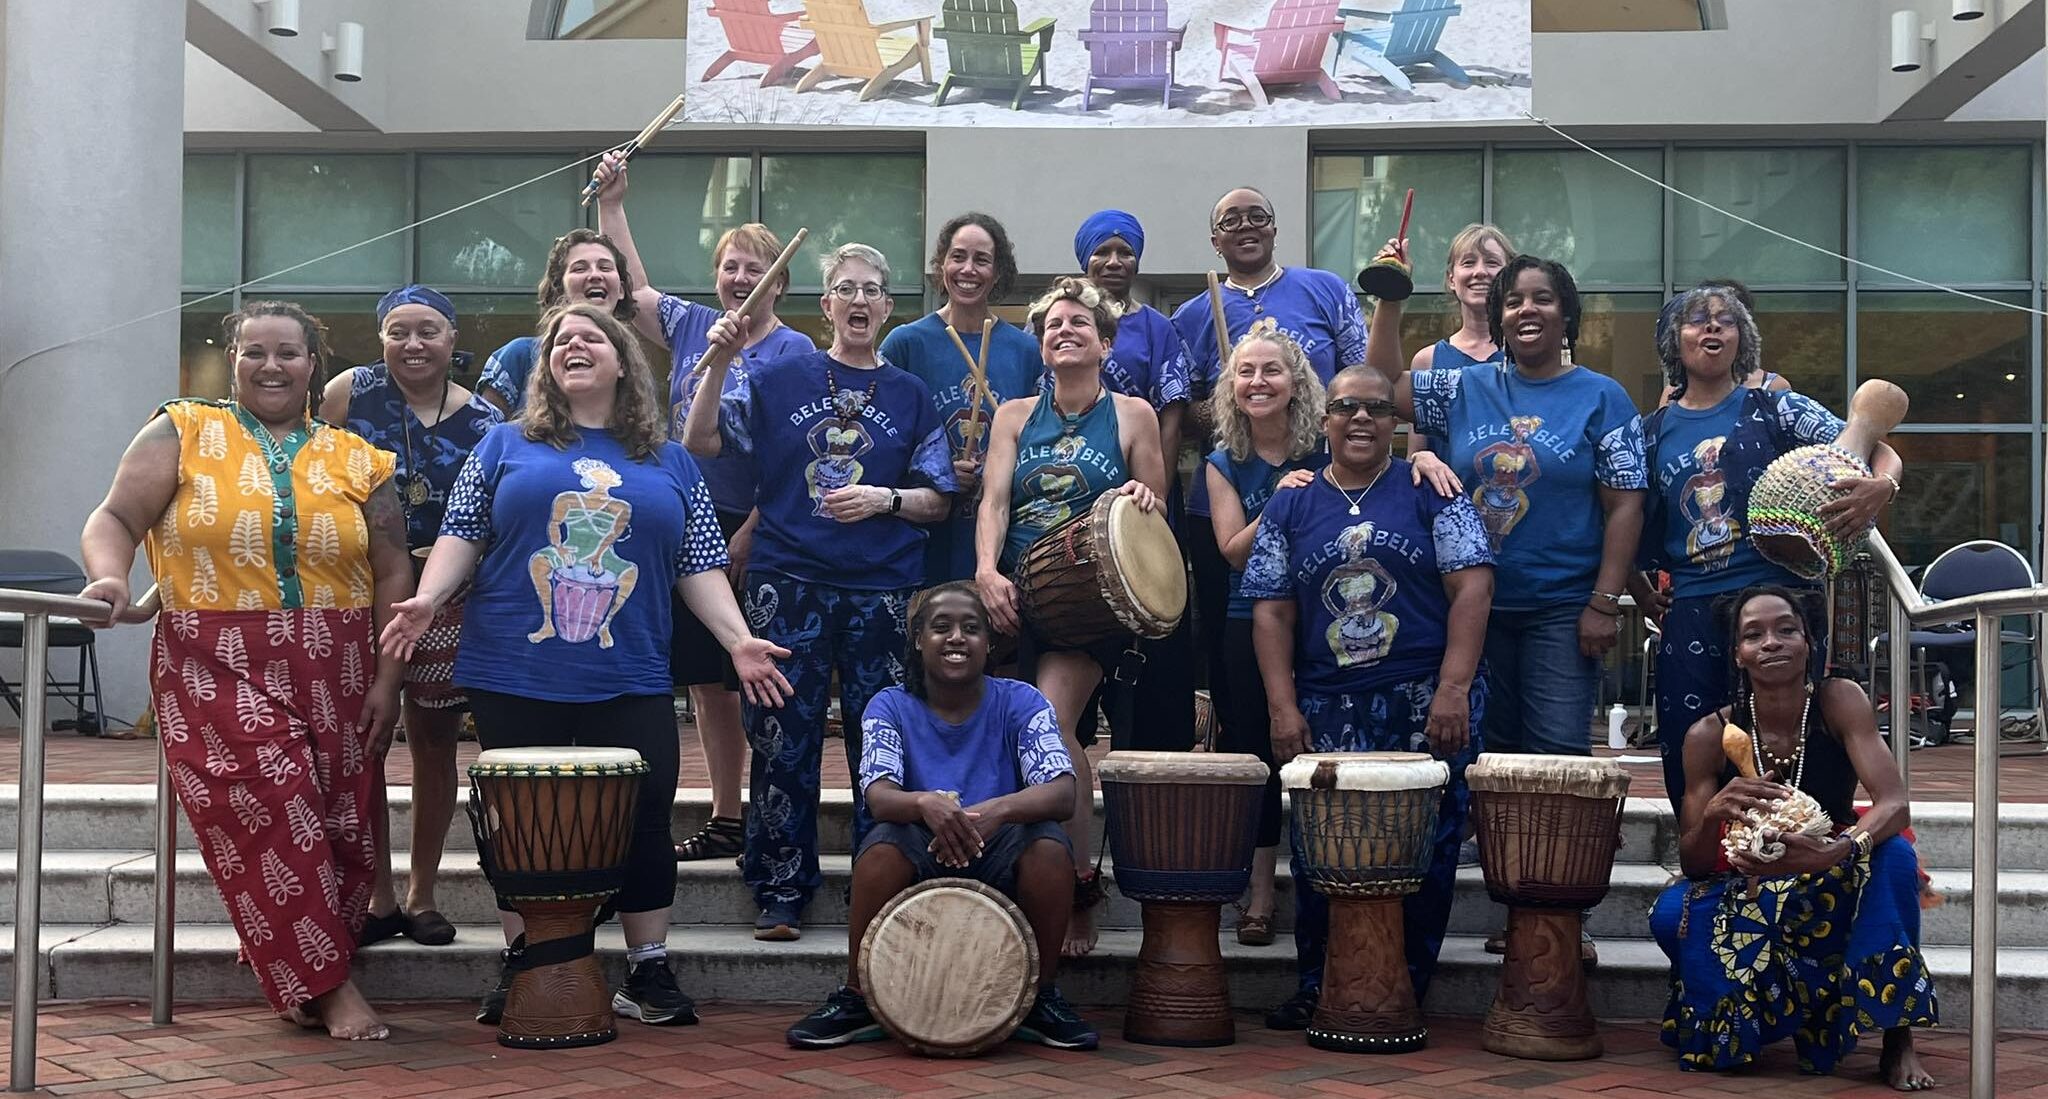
[1213,0,1345,107]
[702,0,821,87]
[794,0,935,102]
[932,0,1056,109]
[1078,0,1186,110]
[1335,0,1471,91]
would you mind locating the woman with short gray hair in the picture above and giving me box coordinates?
[684,241,959,942]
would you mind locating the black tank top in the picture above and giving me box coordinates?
[1719,694,1858,828]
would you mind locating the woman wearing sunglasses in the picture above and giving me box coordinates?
[1240,364,1494,1030]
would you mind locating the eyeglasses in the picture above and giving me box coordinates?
[829,282,888,302]
[1325,397,1397,419]
[1213,210,1275,233]
[1684,311,1738,330]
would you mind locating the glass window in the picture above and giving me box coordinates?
[1752,292,1847,411]
[183,156,239,289]
[1311,152,1483,288]
[1567,292,1663,411]
[615,155,756,292]
[446,294,543,393]
[1492,148,1662,286]
[760,155,924,293]
[246,156,409,288]
[1855,292,2028,425]
[1672,147,1845,285]
[1856,146,2031,287]
[1881,433,2034,569]
[418,156,581,290]
[181,297,233,399]
[275,294,387,382]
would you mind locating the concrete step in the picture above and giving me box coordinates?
[0,923,2022,1029]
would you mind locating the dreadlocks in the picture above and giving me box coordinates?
[1485,254,1582,364]
[902,582,991,699]
[1659,285,1763,402]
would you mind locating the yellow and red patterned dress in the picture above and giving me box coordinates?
[144,399,395,1011]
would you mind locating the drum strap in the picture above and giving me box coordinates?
[505,929,598,971]
[1110,646,1145,686]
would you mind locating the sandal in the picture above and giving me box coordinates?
[676,816,745,862]
[1236,913,1275,946]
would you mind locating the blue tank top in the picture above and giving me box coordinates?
[1206,446,1330,620]
[1419,338,1504,453]
[1006,389,1127,565]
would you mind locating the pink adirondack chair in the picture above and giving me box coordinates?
[1213,0,1344,107]
[702,0,821,87]
[1078,0,1186,111]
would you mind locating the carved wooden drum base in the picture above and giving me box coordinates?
[498,903,616,1049]
[1311,895,1425,1054]
[1126,902,1234,1047]
[1483,907,1600,1061]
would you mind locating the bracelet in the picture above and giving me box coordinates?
[1880,473,1902,500]
[1590,590,1623,607]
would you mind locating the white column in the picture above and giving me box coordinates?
[0,0,187,724]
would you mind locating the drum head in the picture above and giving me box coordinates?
[472,746,646,773]
[858,878,1037,1057]
[1103,494,1187,632]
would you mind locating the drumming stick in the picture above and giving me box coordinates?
[579,93,687,207]
[1836,379,1910,463]
[1721,723,1760,780]
[971,316,994,458]
[1395,187,1414,249]
[692,228,809,379]
[941,324,984,458]
[1206,271,1233,379]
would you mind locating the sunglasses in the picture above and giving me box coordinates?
[1326,397,1397,419]
[1213,210,1275,233]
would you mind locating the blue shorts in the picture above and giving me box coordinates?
[857,819,1072,897]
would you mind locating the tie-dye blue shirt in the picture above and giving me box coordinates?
[341,363,501,550]
[1409,364,1646,612]
[1241,461,1493,695]
[858,677,1075,807]
[718,349,957,591]
[659,294,817,516]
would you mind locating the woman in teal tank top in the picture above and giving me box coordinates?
[976,276,1168,959]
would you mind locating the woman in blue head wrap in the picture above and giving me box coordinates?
[318,284,503,950]
[1074,211,1193,465]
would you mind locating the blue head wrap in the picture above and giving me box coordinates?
[1074,210,1145,272]
[376,285,457,325]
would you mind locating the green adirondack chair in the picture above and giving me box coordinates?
[933,0,1056,109]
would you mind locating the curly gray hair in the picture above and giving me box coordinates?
[1658,285,1762,397]
[1210,318,1327,464]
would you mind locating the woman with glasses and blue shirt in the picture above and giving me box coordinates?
[687,242,958,944]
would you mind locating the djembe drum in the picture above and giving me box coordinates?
[1098,750,1268,1046]
[1279,752,1446,1054]
[858,879,1038,1057]
[1016,492,1186,647]
[1748,378,1909,580]
[468,747,646,1049]
[1466,753,1631,1060]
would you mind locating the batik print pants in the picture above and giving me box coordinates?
[152,608,380,1011]
[740,576,910,909]
[1290,675,1485,1003]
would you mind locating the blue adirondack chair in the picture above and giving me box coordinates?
[1334,0,1470,91]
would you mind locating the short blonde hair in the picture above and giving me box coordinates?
[521,303,667,461]
[1026,276,1122,345]
[1444,223,1515,284]
[713,224,792,299]
[1209,318,1326,463]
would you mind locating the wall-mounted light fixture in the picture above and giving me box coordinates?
[1953,0,1986,20]
[1890,9,1936,72]
[251,0,299,37]
[323,21,365,82]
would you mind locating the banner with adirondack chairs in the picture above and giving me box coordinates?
[683,0,1529,124]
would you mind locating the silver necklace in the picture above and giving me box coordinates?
[1325,460,1390,516]
[1747,684,1812,787]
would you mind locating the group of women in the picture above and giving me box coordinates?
[72,167,1936,1088]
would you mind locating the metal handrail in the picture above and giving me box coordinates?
[1865,530,2048,1099]
[0,585,166,1095]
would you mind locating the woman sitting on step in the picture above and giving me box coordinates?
[1651,584,1937,1091]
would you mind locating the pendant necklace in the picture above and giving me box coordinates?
[1057,387,1107,437]
[1226,266,1283,316]
[1747,683,1813,788]
[825,363,881,428]
[400,375,452,510]
[1326,460,1389,516]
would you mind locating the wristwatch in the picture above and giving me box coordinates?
[889,489,903,515]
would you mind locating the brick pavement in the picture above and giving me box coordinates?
[3,717,2044,801]
[3,1001,2037,1098]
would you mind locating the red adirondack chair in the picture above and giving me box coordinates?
[1078,0,1186,111]
[1213,0,1344,107]
[702,0,821,87]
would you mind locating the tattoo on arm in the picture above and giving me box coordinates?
[364,482,409,554]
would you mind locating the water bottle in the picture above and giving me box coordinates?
[1607,703,1628,750]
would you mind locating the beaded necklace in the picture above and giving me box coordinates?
[1747,683,1813,787]
[824,363,881,428]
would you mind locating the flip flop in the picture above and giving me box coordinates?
[406,909,457,946]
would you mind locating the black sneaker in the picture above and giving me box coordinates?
[612,958,699,1026]
[1015,986,1097,1050]
[755,900,803,942]
[476,944,516,1025]
[1265,985,1318,1030]
[786,986,886,1049]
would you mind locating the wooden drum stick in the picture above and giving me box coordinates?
[580,93,688,206]
[1206,271,1233,377]
[694,228,809,377]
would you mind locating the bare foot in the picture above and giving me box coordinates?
[311,979,390,1041]
[278,1004,321,1030]
[1062,907,1098,959]
[1880,1027,1935,1091]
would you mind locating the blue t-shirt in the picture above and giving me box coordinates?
[478,337,537,413]
[1418,338,1504,452]
[659,294,818,517]
[342,364,502,550]
[1410,364,1646,611]
[1205,445,1330,620]
[881,313,1045,584]
[441,424,730,702]
[718,349,957,591]
[1170,267,1367,516]
[1006,392,1128,566]
[1631,386,1844,600]
[858,677,1075,807]
[1241,462,1493,695]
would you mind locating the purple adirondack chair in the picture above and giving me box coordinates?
[702,0,822,87]
[1078,0,1186,111]
[1213,0,1345,107]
